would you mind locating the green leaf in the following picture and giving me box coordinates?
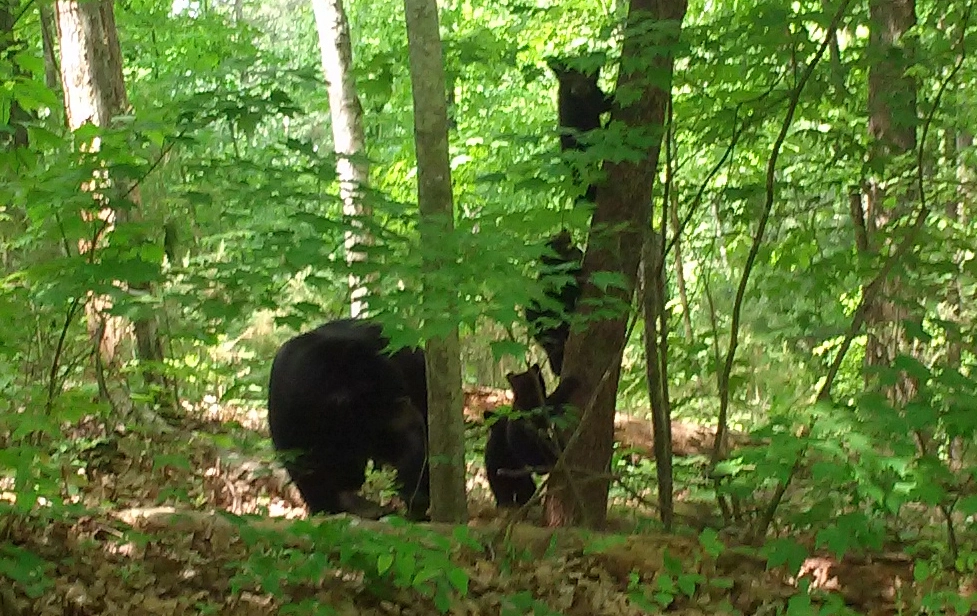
[447,568,468,594]
[698,528,724,558]
[958,495,977,517]
[763,538,808,574]
[913,560,932,583]
[376,553,393,575]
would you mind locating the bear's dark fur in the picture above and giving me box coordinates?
[485,364,579,507]
[548,57,613,203]
[267,319,429,520]
[525,230,585,377]
[484,410,537,508]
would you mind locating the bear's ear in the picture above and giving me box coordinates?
[546,57,568,76]
[484,410,495,420]
[505,372,517,385]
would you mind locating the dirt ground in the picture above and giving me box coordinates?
[0,388,972,616]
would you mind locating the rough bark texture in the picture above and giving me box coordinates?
[544,0,688,529]
[56,0,127,128]
[403,0,467,522]
[311,0,372,318]
[56,0,172,413]
[861,0,918,405]
[58,0,128,371]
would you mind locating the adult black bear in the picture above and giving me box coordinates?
[548,57,613,203]
[525,230,585,377]
[267,319,430,520]
[485,364,578,508]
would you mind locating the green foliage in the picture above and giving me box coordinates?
[499,590,563,616]
[0,541,53,599]
[626,541,718,611]
[1,0,977,609]
[231,515,472,613]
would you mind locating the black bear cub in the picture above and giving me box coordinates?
[525,230,585,377]
[485,364,578,508]
[523,58,609,376]
[267,319,430,520]
[548,57,613,203]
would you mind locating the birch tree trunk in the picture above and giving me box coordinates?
[56,0,173,415]
[311,0,372,317]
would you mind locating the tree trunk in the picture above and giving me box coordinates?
[669,191,692,341]
[946,130,971,471]
[643,232,673,529]
[861,0,918,406]
[544,0,688,529]
[39,1,62,95]
[402,0,467,523]
[56,0,173,414]
[311,0,373,318]
[1,0,30,149]
[710,196,729,272]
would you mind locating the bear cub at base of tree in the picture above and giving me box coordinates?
[267,319,430,520]
[485,364,579,508]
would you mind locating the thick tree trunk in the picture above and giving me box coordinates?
[56,0,172,414]
[311,0,373,318]
[861,0,918,406]
[544,0,688,529]
[403,0,467,523]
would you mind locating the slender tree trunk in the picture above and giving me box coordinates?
[669,192,692,341]
[403,0,467,523]
[643,233,673,529]
[544,0,687,529]
[39,1,62,95]
[946,130,971,470]
[56,0,173,415]
[1,0,30,149]
[860,0,918,406]
[710,196,729,272]
[311,0,372,318]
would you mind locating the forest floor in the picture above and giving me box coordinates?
[1,389,973,616]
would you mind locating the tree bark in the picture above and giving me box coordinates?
[39,1,62,95]
[311,0,373,318]
[643,233,673,529]
[402,0,467,523]
[1,0,30,149]
[544,0,687,529]
[862,0,918,406]
[56,0,173,414]
[669,191,692,341]
[946,130,971,470]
